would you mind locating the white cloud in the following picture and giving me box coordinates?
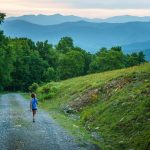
[0,0,150,18]
[52,0,150,9]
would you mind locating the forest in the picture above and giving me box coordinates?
[0,13,146,91]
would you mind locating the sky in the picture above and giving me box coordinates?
[0,0,150,18]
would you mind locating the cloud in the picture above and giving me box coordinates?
[1,0,150,10]
[52,0,150,9]
[0,0,150,18]
[0,0,68,8]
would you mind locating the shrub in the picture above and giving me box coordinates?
[28,83,39,92]
[37,82,60,100]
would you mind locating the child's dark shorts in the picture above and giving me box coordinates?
[32,109,37,113]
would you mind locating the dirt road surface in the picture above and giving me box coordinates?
[0,93,98,150]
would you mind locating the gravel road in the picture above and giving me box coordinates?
[0,93,97,150]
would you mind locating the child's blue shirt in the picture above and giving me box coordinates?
[31,98,38,109]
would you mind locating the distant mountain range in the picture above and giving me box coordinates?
[122,41,150,61]
[122,40,150,53]
[6,14,150,25]
[2,18,150,61]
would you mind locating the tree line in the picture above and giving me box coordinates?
[0,13,146,91]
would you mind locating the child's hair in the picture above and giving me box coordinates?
[31,93,36,98]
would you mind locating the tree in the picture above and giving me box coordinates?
[42,67,55,82]
[138,51,145,64]
[36,40,58,67]
[126,53,139,67]
[110,46,122,52]
[0,13,15,90]
[89,47,126,73]
[28,83,39,92]
[126,51,146,67]
[57,51,85,79]
[9,38,49,91]
[0,13,6,24]
[73,46,92,74]
[0,38,15,90]
[55,37,74,53]
[96,47,108,56]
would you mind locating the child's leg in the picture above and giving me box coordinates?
[32,110,36,122]
[33,110,36,118]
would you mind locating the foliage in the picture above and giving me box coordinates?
[57,50,85,79]
[55,37,74,53]
[89,47,144,73]
[28,82,39,92]
[42,67,56,82]
[0,13,6,24]
[37,82,60,100]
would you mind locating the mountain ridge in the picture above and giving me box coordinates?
[6,14,150,25]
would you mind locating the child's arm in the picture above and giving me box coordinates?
[30,101,32,111]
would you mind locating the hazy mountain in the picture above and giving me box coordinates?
[6,14,102,25]
[122,41,150,61]
[122,40,150,53]
[6,14,150,25]
[2,20,150,54]
[105,15,150,23]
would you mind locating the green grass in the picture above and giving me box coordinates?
[37,63,150,150]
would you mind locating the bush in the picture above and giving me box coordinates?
[37,82,60,100]
[28,83,39,92]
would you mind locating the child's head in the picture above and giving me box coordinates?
[31,93,36,98]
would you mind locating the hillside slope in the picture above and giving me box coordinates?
[37,63,150,150]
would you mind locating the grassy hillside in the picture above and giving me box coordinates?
[37,63,150,150]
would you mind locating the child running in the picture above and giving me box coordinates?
[30,93,38,122]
